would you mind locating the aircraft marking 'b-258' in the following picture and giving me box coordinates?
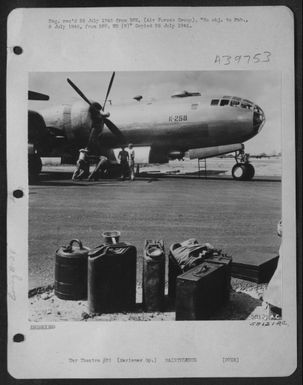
[28,72,265,180]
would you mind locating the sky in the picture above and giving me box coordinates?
[29,71,281,155]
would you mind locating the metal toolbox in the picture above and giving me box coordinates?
[203,254,232,302]
[176,262,227,320]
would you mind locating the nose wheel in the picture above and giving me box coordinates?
[232,149,255,180]
[232,163,255,180]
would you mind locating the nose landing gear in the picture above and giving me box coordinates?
[232,150,255,181]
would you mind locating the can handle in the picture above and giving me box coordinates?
[88,243,127,258]
[63,239,83,253]
[69,239,83,248]
[88,244,107,258]
[193,264,209,276]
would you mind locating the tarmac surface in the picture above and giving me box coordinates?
[29,168,281,290]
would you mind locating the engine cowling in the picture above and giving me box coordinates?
[28,110,54,154]
[188,143,244,159]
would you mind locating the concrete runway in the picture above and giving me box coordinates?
[29,172,281,290]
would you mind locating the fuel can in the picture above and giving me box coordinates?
[88,242,137,313]
[143,240,165,312]
[168,248,183,301]
[55,239,90,300]
[176,262,226,320]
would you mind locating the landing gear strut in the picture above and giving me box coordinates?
[136,164,140,176]
[232,150,255,181]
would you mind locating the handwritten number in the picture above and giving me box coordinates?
[222,55,231,65]
[262,51,271,62]
[214,51,271,65]
[253,53,261,63]
[244,55,250,64]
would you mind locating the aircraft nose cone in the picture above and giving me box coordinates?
[253,105,265,132]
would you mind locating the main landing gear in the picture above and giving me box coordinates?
[232,150,255,181]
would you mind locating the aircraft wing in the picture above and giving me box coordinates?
[28,91,50,101]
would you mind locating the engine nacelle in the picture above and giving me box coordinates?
[188,143,244,159]
[28,110,54,154]
[28,110,48,141]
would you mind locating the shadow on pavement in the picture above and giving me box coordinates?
[29,170,281,186]
[208,291,262,320]
[141,171,281,183]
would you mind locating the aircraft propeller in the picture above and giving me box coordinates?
[66,73,125,152]
[67,78,92,106]
[102,71,115,111]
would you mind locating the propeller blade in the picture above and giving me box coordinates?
[67,78,92,106]
[104,118,126,143]
[102,72,115,110]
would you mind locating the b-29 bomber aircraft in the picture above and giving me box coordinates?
[28,72,265,180]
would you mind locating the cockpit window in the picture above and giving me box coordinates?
[241,99,253,110]
[211,96,255,108]
[230,98,240,107]
[220,99,230,106]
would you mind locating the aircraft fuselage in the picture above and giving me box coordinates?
[40,94,265,154]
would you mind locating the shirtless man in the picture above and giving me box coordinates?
[127,143,135,181]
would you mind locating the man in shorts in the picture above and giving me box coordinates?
[118,146,129,180]
[127,143,135,181]
[72,148,90,180]
[88,155,109,181]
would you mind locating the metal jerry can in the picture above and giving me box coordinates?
[168,247,183,301]
[204,254,232,302]
[143,240,165,312]
[175,262,226,320]
[55,239,90,300]
[88,237,137,314]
